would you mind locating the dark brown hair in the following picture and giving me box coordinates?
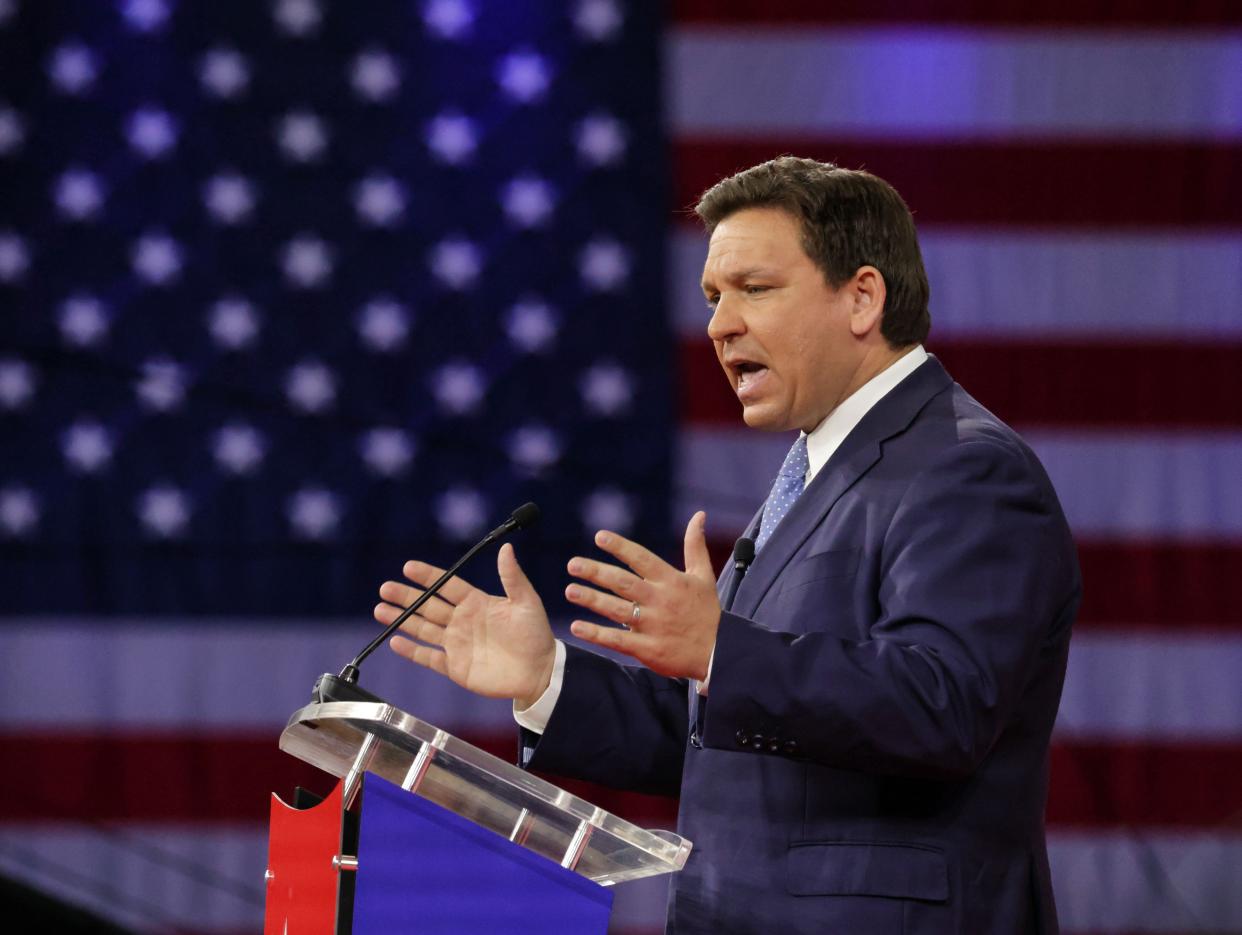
[694,156,931,347]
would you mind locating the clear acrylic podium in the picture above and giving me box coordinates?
[264,695,692,935]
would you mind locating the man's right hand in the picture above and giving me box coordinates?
[374,543,557,708]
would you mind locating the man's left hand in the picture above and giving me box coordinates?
[565,511,720,680]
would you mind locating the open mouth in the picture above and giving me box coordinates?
[733,361,769,394]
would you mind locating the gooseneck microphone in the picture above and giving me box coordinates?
[314,502,541,704]
[721,536,755,611]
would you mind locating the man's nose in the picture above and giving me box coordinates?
[706,294,743,341]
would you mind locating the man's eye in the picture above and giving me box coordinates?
[705,294,720,309]
[745,284,768,295]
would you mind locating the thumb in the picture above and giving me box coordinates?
[683,510,713,578]
[497,542,538,604]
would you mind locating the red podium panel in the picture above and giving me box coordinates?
[264,780,345,935]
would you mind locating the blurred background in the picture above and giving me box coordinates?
[1,0,1240,932]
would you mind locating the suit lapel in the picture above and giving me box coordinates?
[731,356,953,619]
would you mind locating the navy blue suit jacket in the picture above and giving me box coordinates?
[525,356,1081,934]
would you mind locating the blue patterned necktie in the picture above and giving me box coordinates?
[755,434,809,552]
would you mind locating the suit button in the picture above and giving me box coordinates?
[783,740,798,755]
[767,738,780,753]
[735,729,749,747]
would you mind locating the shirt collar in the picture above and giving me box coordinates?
[804,344,928,483]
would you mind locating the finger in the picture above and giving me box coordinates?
[683,510,714,578]
[377,583,455,625]
[569,619,640,657]
[593,530,669,582]
[388,634,449,678]
[566,556,649,601]
[402,560,473,605]
[565,583,641,628]
[497,543,538,604]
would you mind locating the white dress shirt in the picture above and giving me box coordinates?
[515,344,929,733]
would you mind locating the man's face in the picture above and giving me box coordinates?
[701,207,864,434]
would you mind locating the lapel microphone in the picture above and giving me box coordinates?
[721,536,756,611]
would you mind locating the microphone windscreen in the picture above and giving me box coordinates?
[510,501,541,530]
[733,536,756,565]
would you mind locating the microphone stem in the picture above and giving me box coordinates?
[341,530,499,681]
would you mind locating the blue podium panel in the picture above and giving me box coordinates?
[352,775,614,935]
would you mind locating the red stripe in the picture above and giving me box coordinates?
[1047,740,1242,828]
[673,0,1242,27]
[680,338,1242,430]
[707,538,1242,630]
[674,140,1242,227]
[4,733,1238,828]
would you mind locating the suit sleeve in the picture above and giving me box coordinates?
[521,642,689,797]
[701,437,1079,779]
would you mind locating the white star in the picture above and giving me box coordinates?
[62,421,113,473]
[207,296,261,350]
[126,107,178,159]
[137,485,191,538]
[431,361,485,415]
[285,360,336,413]
[500,175,555,229]
[580,362,633,416]
[0,232,30,282]
[425,111,477,165]
[281,234,333,288]
[0,107,25,155]
[508,424,561,475]
[428,237,482,290]
[212,423,266,475]
[272,0,321,37]
[504,297,558,353]
[275,109,328,163]
[436,486,487,540]
[134,357,186,411]
[59,294,109,347]
[122,0,171,32]
[130,232,182,285]
[496,50,551,104]
[202,171,256,225]
[359,427,416,477]
[350,49,400,102]
[0,357,36,409]
[287,486,341,540]
[353,173,406,228]
[573,0,623,41]
[423,0,473,39]
[0,487,39,538]
[356,296,410,352]
[578,237,630,292]
[199,47,250,99]
[53,167,105,221]
[580,487,635,535]
[575,112,627,167]
[47,42,98,95]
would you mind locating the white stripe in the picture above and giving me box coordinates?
[1056,633,1242,740]
[0,620,515,733]
[1049,831,1242,932]
[1027,431,1242,541]
[677,429,1242,540]
[670,228,1242,338]
[3,824,1238,932]
[668,29,1242,139]
[0,824,669,933]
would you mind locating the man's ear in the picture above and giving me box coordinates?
[848,266,886,338]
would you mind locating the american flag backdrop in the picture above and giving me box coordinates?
[1,1,1240,933]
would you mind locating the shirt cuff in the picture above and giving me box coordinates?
[513,639,566,734]
[695,646,716,696]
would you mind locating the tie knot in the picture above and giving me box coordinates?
[778,434,809,479]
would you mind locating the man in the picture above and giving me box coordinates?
[376,157,1080,934]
